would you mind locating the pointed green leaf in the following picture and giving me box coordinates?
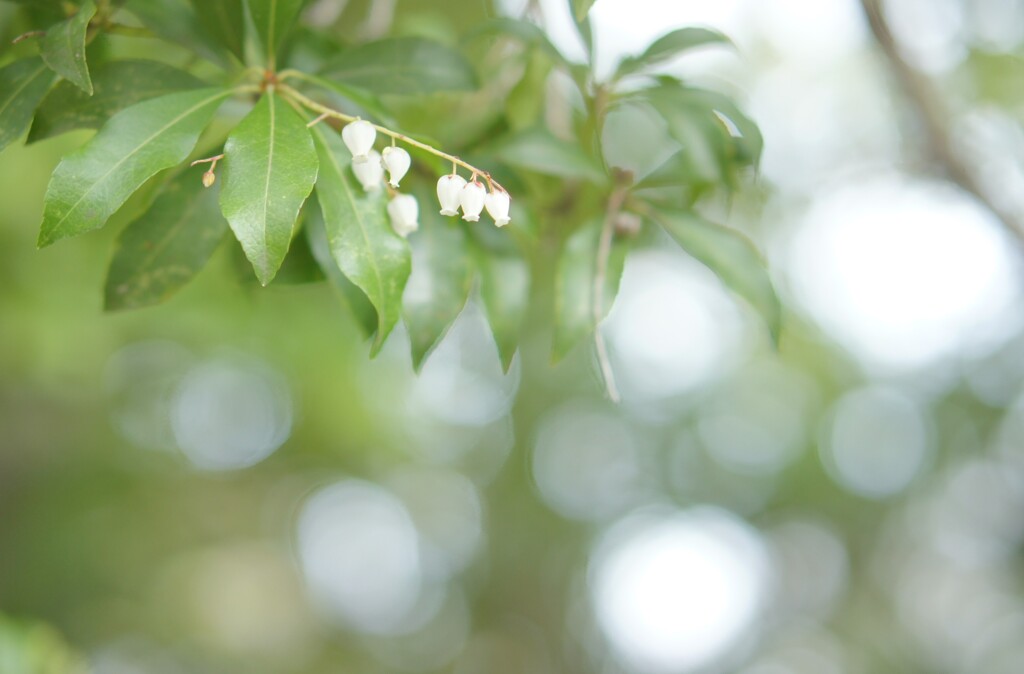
[41,0,97,95]
[616,28,731,79]
[126,0,233,67]
[38,87,230,247]
[403,211,473,371]
[29,60,204,143]
[572,0,597,22]
[655,209,781,344]
[246,0,307,67]
[492,127,606,183]
[191,0,246,62]
[104,170,227,310]
[321,38,478,95]
[553,220,628,362]
[309,124,410,354]
[273,228,327,284]
[305,198,378,338]
[476,251,529,372]
[0,58,56,154]
[220,89,319,286]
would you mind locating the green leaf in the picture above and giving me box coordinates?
[655,209,781,344]
[104,170,227,310]
[572,0,597,22]
[568,0,595,64]
[41,0,97,95]
[403,211,474,371]
[191,0,246,62]
[467,18,568,66]
[492,127,606,183]
[304,198,378,337]
[553,220,628,362]
[246,0,306,67]
[476,251,529,372]
[0,58,56,154]
[220,89,319,286]
[616,28,731,79]
[125,0,233,68]
[38,87,230,247]
[29,60,204,143]
[321,37,478,95]
[309,124,410,354]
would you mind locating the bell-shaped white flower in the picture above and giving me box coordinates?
[436,174,467,216]
[387,194,419,238]
[352,150,384,191]
[381,146,411,188]
[485,190,511,227]
[342,119,376,163]
[460,180,487,222]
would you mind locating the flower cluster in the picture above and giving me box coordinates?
[340,119,510,238]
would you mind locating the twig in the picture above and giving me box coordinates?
[276,82,507,193]
[594,185,629,403]
[859,0,1024,249]
[11,31,45,45]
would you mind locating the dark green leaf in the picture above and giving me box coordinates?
[553,220,628,362]
[309,124,410,354]
[220,89,319,286]
[29,60,204,143]
[104,170,227,310]
[572,0,597,22]
[305,198,378,337]
[0,58,56,154]
[645,90,732,185]
[321,38,478,95]
[38,87,230,247]
[273,223,326,284]
[616,28,731,79]
[191,0,246,62]
[655,209,781,344]
[492,127,606,184]
[125,0,233,68]
[403,211,473,371]
[476,251,529,372]
[246,0,306,67]
[41,0,96,95]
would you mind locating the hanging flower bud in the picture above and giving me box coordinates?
[202,170,216,188]
[381,146,411,188]
[484,190,511,227]
[387,194,419,238]
[341,119,376,163]
[352,150,384,192]
[436,174,467,216]
[460,179,486,222]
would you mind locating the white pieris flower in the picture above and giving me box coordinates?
[485,190,511,227]
[342,119,376,163]
[381,146,411,188]
[436,174,467,216]
[387,194,419,238]
[352,150,384,191]
[460,180,487,222]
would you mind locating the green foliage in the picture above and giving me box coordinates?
[29,59,203,142]
[220,89,318,285]
[38,88,230,247]
[0,614,85,674]
[40,0,96,95]
[320,37,478,95]
[0,58,55,153]
[0,0,776,380]
[310,126,410,354]
[105,170,227,310]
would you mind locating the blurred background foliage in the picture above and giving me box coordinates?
[2,0,1024,673]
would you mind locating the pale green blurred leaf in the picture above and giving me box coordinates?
[321,38,478,95]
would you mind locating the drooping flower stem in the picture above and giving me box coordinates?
[277,83,506,193]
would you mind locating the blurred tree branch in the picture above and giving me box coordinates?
[859,0,1024,249]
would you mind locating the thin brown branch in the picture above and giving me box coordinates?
[859,0,1024,248]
